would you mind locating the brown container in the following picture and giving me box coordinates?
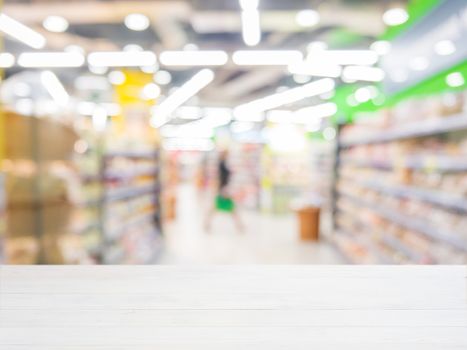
[3,110,78,161]
[297,207,320,241]
[4,236,40,264]
[7,201,72,237]
[5,173,68,205]
[164,193,176,221]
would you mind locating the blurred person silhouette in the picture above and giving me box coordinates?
[205,149,244,232]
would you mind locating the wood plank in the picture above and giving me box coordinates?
[1,266,466,348]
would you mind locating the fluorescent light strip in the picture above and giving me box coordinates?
[242,9,261,46]
[233,50,303,66]
[308,50,379,66]
[342,65,385,82]
[18,52,85,68]
[151,69,215,127]
[0,52,15,68]
[40,71,70,107]
[267,110,294,123]
[288,61,342,78]
[77,101,121,116]
[293,102,337,123]
[236,78,335,113]
[160,50,228,66]
[239,0,259,10]
[0,13,46,49]
[88,51,156,67]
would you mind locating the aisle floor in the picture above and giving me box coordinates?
[158,184,342,264]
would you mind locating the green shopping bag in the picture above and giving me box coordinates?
[215,195,235,212]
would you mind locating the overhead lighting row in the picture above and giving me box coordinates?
[1,49,376,68]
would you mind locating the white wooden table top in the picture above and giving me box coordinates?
[0,265,466,349]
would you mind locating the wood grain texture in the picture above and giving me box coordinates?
[1,266,466,349]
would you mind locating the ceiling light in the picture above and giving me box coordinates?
[123,44,144,52]
[296,10,320,27]
[0,52,15,68]
[293,74,312,84]
[320,90,335,100]
[342,66,385,82]
[354,86,377,103]
[445,72,464,88]
[382,8,409,26]
[159,50,228,66]
[124,13,150,31]
[154,70,172,85]
[88,51,157,67]
[40,71,69,107]
[306,122,321,132]
[175,106,202,120]
[307,41,327,53]
[64,45,85,55]
[43,15,69,33]
[241,9,261,46]
[323,127,336,141]
[294,102,337,123]
[151,69,215,127]
[89,65,109,75]
[288,61,342,78]
[370,40,391,56]
[308,50,379,66]
[18,52,85,68]
[92,106,108,131]
[183,43,199,51]
[236,78,335,113]
[107,70,126,85]
[141,63,160,74]
[0,13,46,49]
[267,110,294,123]
[233,50,303,66]
[434,40,456,56]
[203,107,233,125]
[409,56,429,71]
[141,83,161,100]
[239,0,259,10]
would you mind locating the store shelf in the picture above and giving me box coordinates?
[340,113,467,147]
[379,234,430,263]
[341,192,467,252]
[104,151,157,159]
[104,210,157,241]
[105,167,158,181]
[105,184,156,202]
[341,156,467,172]
[74,221,100,235]
[349,179,467,213]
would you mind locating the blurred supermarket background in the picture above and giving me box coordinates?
[0,0,466,265]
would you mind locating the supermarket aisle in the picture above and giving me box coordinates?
[158,184,342,264]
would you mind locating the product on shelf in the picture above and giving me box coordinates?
[333,92,467,264]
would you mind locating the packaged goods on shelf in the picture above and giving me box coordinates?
[333,92,467,264]
[229,143,262,209]
[100,149,162,264]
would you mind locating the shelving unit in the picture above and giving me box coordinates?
[0,174,5,263]
[332,109,467,264]
[100,150,162,264]
[340,113,467,147]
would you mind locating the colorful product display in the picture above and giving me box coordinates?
[333,92,467,264]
